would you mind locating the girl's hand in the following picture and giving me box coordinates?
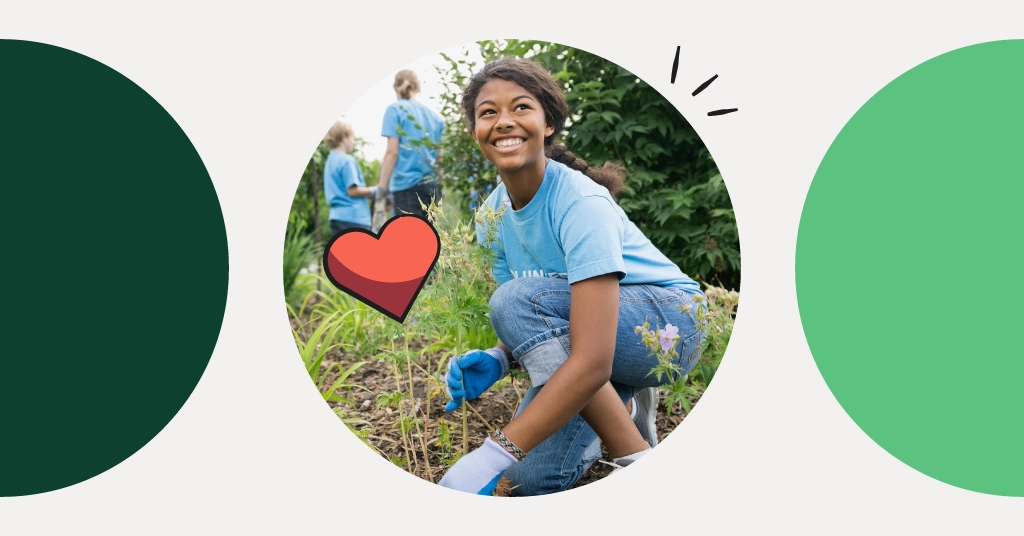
[443,348,509,412]
[437,437,517,495]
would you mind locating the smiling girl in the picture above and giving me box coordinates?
[438,57,705,496]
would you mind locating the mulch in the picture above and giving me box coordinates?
[318,348,691,494]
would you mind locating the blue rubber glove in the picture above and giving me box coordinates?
[437,437,517,495]
[444,348,509,412]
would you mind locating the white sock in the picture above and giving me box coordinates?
[613,447,651,467]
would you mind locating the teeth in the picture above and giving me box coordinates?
[495,138,523,148]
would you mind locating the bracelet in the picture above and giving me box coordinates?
[492,428,526,462]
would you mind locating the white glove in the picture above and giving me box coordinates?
[438,437,517,495]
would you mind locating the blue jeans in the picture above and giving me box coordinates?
[329,219,370,237]
[489,277,704,495]
[393,180,441,219]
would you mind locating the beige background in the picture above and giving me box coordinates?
[2,1,1022,533]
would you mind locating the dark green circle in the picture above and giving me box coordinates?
[797,40,1023,496]
[0,40,228,496]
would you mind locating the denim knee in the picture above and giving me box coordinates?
[487,278,574,385]
[487,279,521,346]
[488,278,528,324]
[487,277,563,348]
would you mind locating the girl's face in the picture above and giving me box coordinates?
[471,78,554,177]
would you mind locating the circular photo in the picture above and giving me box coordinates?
[284,39,740,496]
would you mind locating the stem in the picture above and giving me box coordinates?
[494,388,516,415]
[465,401,495,433]
[392,364,415,473]
[412,361,433,378]
[406,333,433,482]
[458,324,468,454]
[390,337,415,475]
[512,375,523,406]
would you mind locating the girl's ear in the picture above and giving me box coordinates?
[545,123,555,138]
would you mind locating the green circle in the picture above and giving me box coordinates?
[0,40,228,496]
[797,39,1024,496]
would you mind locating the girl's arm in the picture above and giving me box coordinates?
[495,341,512,360]
[377,137,400,194]
[498,273,621,452]
[346,185,376,198]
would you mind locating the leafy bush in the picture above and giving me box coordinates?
[433,40,739,290]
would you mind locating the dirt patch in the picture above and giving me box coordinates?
[320,348,692,495]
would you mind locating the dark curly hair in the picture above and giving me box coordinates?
[461,56,626,197]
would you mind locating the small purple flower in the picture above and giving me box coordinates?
[658,323,680,352]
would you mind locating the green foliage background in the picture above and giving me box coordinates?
[433,40,739,290]
[288,39,740,293]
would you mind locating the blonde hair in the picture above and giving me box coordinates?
[324,120,354,149]
[394,69,421,100]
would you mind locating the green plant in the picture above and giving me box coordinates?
[293,313,349,395]
[320,361,369,407]
[636,285,738,414]
[688,285,738,386]
[283,222,318,307]
[636,318,702,414]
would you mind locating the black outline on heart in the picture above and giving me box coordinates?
[321,214,441,324]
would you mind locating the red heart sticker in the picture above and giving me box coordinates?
[322,215,440,323]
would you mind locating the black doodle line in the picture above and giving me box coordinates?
[671,46,680,83]
[673,46,738,116]
[692,74,717,96]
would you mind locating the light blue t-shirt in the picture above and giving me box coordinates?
[477,160,700,293]
[381,99,445,192]
[323,150,370,226]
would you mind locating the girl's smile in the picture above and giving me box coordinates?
[492,137,525,151]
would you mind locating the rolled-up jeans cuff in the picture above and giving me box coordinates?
[514,334,570,386]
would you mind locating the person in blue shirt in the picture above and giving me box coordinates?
[323,121,376,236]
[437,57,707,496]
[375,69,445,221]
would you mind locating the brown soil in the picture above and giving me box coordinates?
[318,346,692,495]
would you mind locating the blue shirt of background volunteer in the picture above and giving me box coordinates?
[476,159,701,294]
[380,99,445,192]
[323,150,371,226]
